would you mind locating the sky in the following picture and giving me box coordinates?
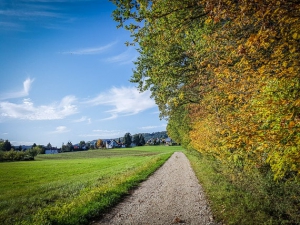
[0,0,166,147]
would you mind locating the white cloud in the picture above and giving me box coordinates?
[85,86,156,120]
[73,116,91,124]
[62,41,117,55]
[0,78,34,100]
[51,126,70,134]
[0,96,78,120]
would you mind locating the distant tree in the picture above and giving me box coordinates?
[61,143,68,152]
[133,134,140,146]
[36,145,45,154]
[139,134,146,146]
[124,133,132,147]
[2,140,12,151]
[118,138,121,144]
[96,139,104,149]
[67,141,74,152]
[79,141,86,150]
[18,145,23,151]
[46,143,52,149]
[28,148,38,159]
[32,143,37,149]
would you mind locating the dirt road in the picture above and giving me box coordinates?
[94,152,218,225]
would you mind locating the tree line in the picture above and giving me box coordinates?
[0,132,150,161]
[95,133,147,148]
[111,0,299,223]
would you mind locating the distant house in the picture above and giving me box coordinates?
[165,138,172,145]
[105,140,119,149]
[45,149,59,154]
[88,140,97,149]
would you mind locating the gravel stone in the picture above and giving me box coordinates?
[94,152,219,225]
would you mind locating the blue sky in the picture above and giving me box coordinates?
[0,0,166,147]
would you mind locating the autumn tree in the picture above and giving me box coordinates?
[96,139,104,149]
[112,0,300,181]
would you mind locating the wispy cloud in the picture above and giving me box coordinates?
[73,116,91,124]
[0,78,34,100]
[22,0,95,2]
[84,86,156,120]
[106,49,137,65]
[0,2,73,31]
[51,126,70,134]
[0,96,78,120]
[0,9,62,18]
[62,41,117,55]
[0,21,22,30]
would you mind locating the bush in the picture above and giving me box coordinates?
[0,149,35,162]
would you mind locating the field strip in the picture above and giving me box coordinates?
[94,152,218,225]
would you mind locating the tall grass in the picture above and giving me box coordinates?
[0,146,181,225]
[185,149,300,225]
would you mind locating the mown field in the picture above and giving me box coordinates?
[0,146,181,225]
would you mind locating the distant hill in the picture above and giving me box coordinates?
[140,131,168,142]
[114,131,168,142]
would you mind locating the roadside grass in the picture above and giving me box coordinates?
[0,146,182,225]
[185,149,300,225]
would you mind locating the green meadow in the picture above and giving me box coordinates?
[0,146,181,225]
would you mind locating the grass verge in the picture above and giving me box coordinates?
[185,149,300,225]
[0,146,182,225]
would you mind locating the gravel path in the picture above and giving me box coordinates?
[94,152,218,225]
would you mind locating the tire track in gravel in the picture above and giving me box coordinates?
[93,152,218,225]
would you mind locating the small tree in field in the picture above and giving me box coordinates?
[27,148,38,159]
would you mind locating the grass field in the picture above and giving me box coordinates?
[0,146,181,225]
